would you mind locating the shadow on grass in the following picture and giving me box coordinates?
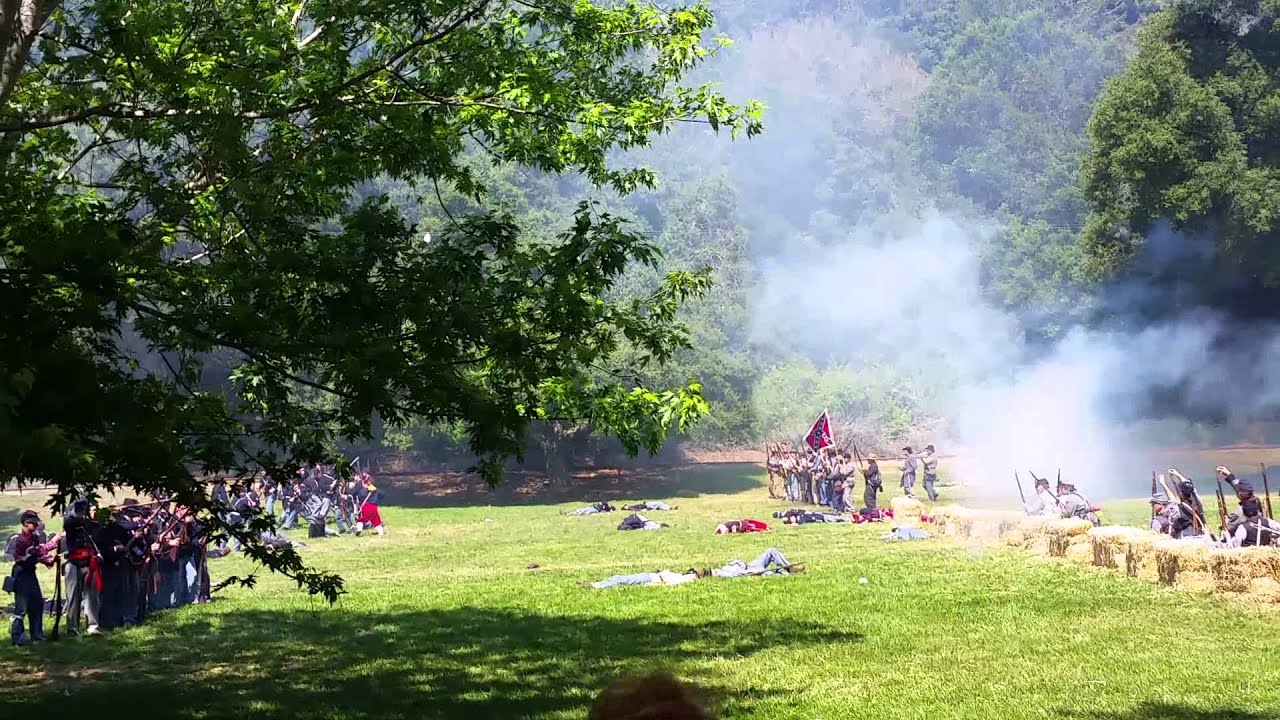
[379,462,766,509]
[1062,702,1272,720]
[1,606,856,719]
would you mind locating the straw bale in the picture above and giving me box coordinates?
[1232,546,1280,580]
[1124,535,1156,578]
[1043,519,1093,557]
[1089,527,1147,570]
[1209,551,1252,593]
[1247,577,1280,604]
[1153,538,1183,585]
[1066,540,1092,564]
[891,496,924,528]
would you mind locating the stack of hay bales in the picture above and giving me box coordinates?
[968,510,1025,541]
[1006,516,1053,553]
[919,503,1280,604]
[1208,547,1280,595]
[1089,526,1147,570]
[1152,538,1210,587]
[1042,518,1093,558]
[1124,534,1157,579]
[928,505,971,538]
[891,496,924,528]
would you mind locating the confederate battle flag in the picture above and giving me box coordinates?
[804,409,835,451]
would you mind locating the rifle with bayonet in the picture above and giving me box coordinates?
[1214,474,1231,535]
[1261,462,1274,520]
[1015,470,1026,505]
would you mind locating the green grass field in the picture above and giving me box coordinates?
[2,464,1278,719]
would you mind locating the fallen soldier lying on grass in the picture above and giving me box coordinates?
[564,502,617,516]
[617,513,667,531]
[714,519,768,534]
[586,548,803,588]
[621,501,676,511]
[773,509,847,524]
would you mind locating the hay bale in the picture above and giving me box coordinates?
[1089,526,1144,570]
[1125,535,1156,578]
[1248,577,1280,604]
[1209,550,1252,593]
[1043,519,1093,557]
[891,496,924,528]
[1006,516,1052,550]
[1234,546,1280,580]
[1153,538,1183,585]
[929,505,970,537]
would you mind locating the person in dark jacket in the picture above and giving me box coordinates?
[9,510,57,645]
[63,499,102,636]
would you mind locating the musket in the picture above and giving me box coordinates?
[1157,473,1206,534]
[51,555,64,640]
[1150,471,1158,523]
[1215,475,1231,533]
[1261,462,1274,520]
[1015,470,1026,504]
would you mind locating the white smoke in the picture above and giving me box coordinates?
[751,209,1280,500]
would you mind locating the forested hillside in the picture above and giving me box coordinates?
[361,0,1164,469]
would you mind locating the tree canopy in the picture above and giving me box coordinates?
[0,0,760,600]
[1084,0,1280,295]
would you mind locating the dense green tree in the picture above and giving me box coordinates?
[0,0,760,599]
[1083,0,1280,289]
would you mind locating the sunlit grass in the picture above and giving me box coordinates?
[1,467,1277,719]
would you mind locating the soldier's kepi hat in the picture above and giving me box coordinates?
[1150,488,1170,504]
[1234,479,1255,495]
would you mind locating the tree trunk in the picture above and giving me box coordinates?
[542,421,586,487]
[0,0,56,110]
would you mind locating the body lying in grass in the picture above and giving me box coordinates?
[622,501,675,511]
[587,548,803,588]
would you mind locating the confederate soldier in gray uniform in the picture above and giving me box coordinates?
[1150,487,1180,535]
[899,447,918,499]
[1023,477,1060,517]
[921,445,939,501]
[1055,479,1101,527]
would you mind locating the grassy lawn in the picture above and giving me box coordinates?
[1,465,1277,719]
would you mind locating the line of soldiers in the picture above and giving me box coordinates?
[6,497,211,646]
[1020,464,1279,546]
[223,465,386,544]
[7,467,390,646]
[765,443,941,511]
[1020,474,1103,525]
[1147,466,1278,547]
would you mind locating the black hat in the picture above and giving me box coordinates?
[1034,477,1050,488]
[925,444,935,452]
[19,509,40,525]
[1242,496,1264,518]
[902,446,913,454]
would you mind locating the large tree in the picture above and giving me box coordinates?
[0,0,760,600]
[1083,0,1280,293]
